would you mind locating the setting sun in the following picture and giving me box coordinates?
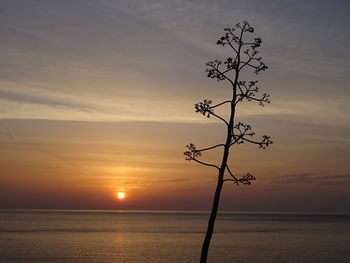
[117,192,125,200]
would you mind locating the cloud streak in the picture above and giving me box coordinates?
[272,173,350,185]
[0,128,17,142]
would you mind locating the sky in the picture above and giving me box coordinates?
[0,0,349,212]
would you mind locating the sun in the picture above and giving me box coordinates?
[116,192,125,200]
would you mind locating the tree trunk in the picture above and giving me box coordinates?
[199,102,234,263]
[199,175,224,263]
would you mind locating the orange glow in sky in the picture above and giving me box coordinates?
[0,0,349,213]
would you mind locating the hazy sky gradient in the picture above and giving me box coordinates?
[0,0,349,212]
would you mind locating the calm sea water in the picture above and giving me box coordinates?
[0,210,349,263]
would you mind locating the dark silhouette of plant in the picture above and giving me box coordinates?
[184,21,273,263]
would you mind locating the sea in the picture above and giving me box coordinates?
[0,210,349,263]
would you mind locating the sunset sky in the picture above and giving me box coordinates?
[1,0,349,212]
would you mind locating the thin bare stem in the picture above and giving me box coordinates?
[211,100,231,109]
[226,165,238,180]
[198,144,225,152]
[192,158,220,170]
[210,112,229,126]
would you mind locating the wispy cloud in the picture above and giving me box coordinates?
[0,0,349,126]
[272,173,350,185]
[107,177,192,190]
[0,128,17,142]
[0,126,87,177]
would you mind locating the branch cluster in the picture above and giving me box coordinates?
[237,81,270,106]
[184,143,257,185]
[206,20,268,85]
[242,48,267,74]
[232,122,273,149]
[184,143,220,170]
[184,143,201,161]
[194,99,230,125]
[216,21,255,47]
[224,169,256,185]
[195,99,213,118]
[238,173,256,185]
[223,165,255,185]
[206,60,226,81]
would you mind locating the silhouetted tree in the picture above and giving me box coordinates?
[184,21,273,263]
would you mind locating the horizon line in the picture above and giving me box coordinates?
[1,209,349,215]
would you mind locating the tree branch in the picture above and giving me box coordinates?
[231,122,256,146]
[224,165,256,185]
[210,112,229,126]
[191,158,220,170]
[231,122,272,149]
[226,165,238,180]
[234,80,270,106]
[242,135,273,149]
[184,143,220,170]
[206,62,236,87]
[198,144,225,152]
[244,61,268,74]
[244,93,270,106]
[230,134,244,146]
[194,99,229,126]
[211,100,231,109]
[223,173,256,185]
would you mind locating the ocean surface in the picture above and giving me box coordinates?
[0,210,349,263]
